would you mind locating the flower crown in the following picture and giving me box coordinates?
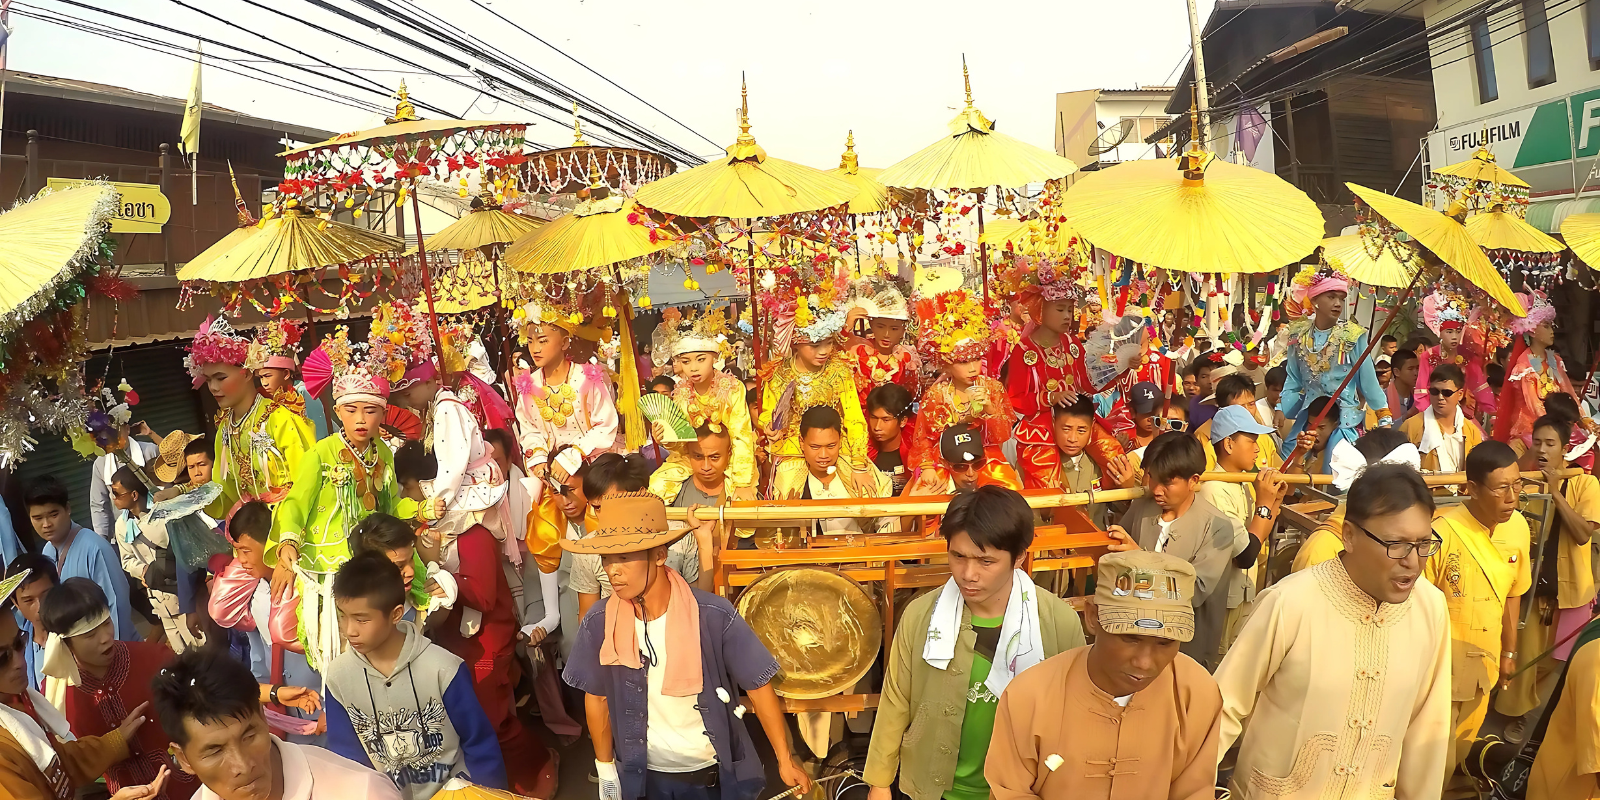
[1284,262,1351,319]
[368,301,435,385]
[663,306,736,362]
[1030,261,1088,302]
[247,318,305,371]
[1422,289,1469,334]
[185,316,253,385]
[917,289,990,365]
[1510,291,1557,335]
[794,291,847,344]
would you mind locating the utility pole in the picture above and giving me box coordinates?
[1186,0,1211,147]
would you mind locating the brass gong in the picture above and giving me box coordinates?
[735,566,882,700]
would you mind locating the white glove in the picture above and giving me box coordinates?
[424,563,459,612]
[596,759,622,800]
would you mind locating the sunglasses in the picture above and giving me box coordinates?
[1427,387,1459,399]
[949,461,980,473]
[1158,417,1188,432]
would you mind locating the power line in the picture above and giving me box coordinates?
[457,0,721,153]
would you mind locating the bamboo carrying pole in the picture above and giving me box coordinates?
[664,468,1583,521]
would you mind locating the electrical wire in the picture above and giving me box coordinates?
[11,4,392,115]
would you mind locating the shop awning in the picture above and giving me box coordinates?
[1528,197,1600,234]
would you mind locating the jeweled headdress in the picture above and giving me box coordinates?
[855,277,910,321]
[1510,291,1557,335]
[247,317,305,371]
[663,306,736,363]
[369,301,436,390]
[185,315,253,386]
[917,289,990,365]
[304,327,390,406]
[793,290,847,345]
[1422,289,1469,334]
[515,300,581,339]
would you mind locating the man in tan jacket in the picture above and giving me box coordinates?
[865,487,1083,800]
[1399,362,1484,482]
[985,551,1222,800]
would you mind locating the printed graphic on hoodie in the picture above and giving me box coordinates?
[350,700,452,787]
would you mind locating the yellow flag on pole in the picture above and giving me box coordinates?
[180,42,201,204]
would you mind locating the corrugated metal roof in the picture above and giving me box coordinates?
[5,71,337,143]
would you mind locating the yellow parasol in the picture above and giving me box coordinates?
[1561,213,1600,268]
[1345,183,1524,314]
[633,80,858,218]
[1061,147,1323,273]
[177,200,404,283]
[877,61,1078,191]
[1319,234,1421,288]
[0,182,118,338]
[504,196,669,275]
[182,226,258,280]
[1430,145,1529,189]
[424,205,544,252]
[1463,206,1564,254]
[825,132,889,215]
[525,102,677,195]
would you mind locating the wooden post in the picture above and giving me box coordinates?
[159,143,175,276]
[22,129,38,197]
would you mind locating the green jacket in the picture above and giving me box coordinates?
[863,583,1086,800]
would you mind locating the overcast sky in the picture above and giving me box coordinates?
[9,0,1206,170]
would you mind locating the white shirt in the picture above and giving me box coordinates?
[1155,518,1175,553]
[807,473,865,535]
[636,614,718,771]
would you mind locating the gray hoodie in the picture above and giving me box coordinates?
[322,620,507,800]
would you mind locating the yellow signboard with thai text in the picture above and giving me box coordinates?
[46,178,171,233]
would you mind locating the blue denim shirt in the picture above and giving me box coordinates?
[563,588,780,800]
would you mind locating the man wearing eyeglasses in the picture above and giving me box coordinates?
[1424,440,1531,792]
[1399,363,1484,491]
[1214,462,1452,799]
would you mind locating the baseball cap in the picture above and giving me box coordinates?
[1129,382,1162,416]
[1208,405,1275,443]
[1094,551,1196,642]
[939,423,985,467]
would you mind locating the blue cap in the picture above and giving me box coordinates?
[1209,405,1275,443]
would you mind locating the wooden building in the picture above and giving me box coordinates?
[1156,0,1436,213]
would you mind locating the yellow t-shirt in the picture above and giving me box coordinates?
[1425,504,1534,699]
[1291,502,1346,574]
[1556,475,1600,610]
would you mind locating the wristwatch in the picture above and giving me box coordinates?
[1255,505,1275,520]
[269,685,282,705]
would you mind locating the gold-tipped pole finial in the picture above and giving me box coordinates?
[962,54,973,107]
[387,80,420,124]
[736,73,753,143]
[587,158,604,190]
[572,101,588,146]
[839,131,860,172]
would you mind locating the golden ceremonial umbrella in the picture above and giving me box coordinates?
[1319,234,1421,288]
[177,200,404,283]
[1061,146,1323,273]
[1561,213,1600,268]
[1345,183,1524,315]
[0,182,118,338]
[1431,146,1529,191]
[429,777,534,800]
[424,205,543,253]
[633,81,858,219]
[1464,206,1564,254]
[525,103,677,195]
[825,132,889,215]
[876,62,1078,190]
[504,196,669,275]
[182,227,258,280]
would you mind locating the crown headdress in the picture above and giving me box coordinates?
[185,316,253,386]
[304,327,390,406]
[917,289,990,365]
[793,290,847,345]
[1510,291,1556,335]
[247,317,306,371]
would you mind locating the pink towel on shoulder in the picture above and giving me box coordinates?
[599,567,702,696]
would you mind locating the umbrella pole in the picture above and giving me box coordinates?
[409,176,449,386]
[748,234,761,372]
[493,253,518,410]
[1284,268,1425,466]
[302,306,336,435]
[978,196,990,307]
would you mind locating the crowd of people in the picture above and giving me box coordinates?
[1,256,1599,800]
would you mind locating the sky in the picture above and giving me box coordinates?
[7,0,1207,170]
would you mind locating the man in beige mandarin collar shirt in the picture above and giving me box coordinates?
[1214,462,1452,799]
[985,551,1223,800]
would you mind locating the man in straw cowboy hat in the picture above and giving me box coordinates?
[562,492,811,800]
[984,550,1223,800]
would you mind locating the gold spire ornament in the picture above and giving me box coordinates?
[632,78,858,218]
[824,131,890,215]
[386,80,420,124]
